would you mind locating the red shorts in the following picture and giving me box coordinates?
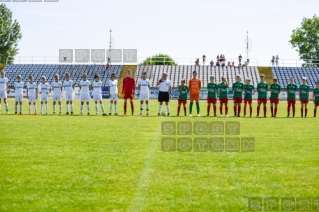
[270,98,279,104]
[300,100,309,104]
[219,98,228,104]
[178,99,187,104]
[244,99,252,104]
[258,98,267,104]
[315,103,319,107]
[207,98,217,104]
[124,93,134,99]
[233,97,242,104]
[287,100,296,104]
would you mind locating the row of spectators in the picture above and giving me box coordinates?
[196,54,249,68]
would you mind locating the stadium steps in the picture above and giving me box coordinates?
[118,65,137,98]
[0,64,5,71]
[257,66,273,84]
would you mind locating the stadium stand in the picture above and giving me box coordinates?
[3,64,122,87]
[135,65,260,88]
[272,67,319,89]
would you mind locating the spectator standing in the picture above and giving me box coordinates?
[210,60,214,67]
[232,61,235,66]
[106,62,110,70]
[275,55,279,66]
[195,58,199,66]
[216,61,220,67]
[238,54,242,63]
[202,54,206,65]
[227,61,231,66]
[217,55,220,62]
[221,61,225,67]
[271,56,275,66]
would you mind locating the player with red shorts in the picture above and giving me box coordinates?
[269,77,281,117]
[243,78,255,117]
[232,74,244,117]
[207,75,218,116]
[313,81,319,117]
[177,79,188,116]
[122,70,135,115]
[299,77,310,118]
[217,76,229,117]
[256,74,268,117]
[286,76,297,117]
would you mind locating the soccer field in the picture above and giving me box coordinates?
[0,99,319,211]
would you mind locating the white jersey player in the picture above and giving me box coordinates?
[14,75,24,115]
[63,72,75,115]
[38,76,51,115]
[79,73,91,115]
[91,74,106,116]
[108,72,119,115]
[26,75,38,115]
[0,70,9,113]
[51,74,63,115]
[138,71,150,116]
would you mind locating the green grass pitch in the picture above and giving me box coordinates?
[0,99,319,211]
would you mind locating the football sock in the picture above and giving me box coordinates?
[87,105,90,113]
[315,108,317,116]
[166,105,170,113]
[287,103,291,115]
[45,103,48,114]
[220,106,222,115]
[196,102,200,114]
[15,106,17,113]
[263,106,266,116]
[225,106,228,115]
[80,105,83,113]
[244,105,246,116]
[115,105,118,113]
[40,104,43,113]
[5,103,8,112]
[130,101,134,112]
[95,104,98,113]
[66,105,69,113]
[250,106,252,116]
[158,105,162,112]
[301,108,303,116]
[140,104,143,113]
[238,106,241,116]
[189,102,193,114]
[177,105,181,114]
[59,105,62,113]
[184,105,187,114]
[28,105,31,113]
[257,106,260,116]
[207,104,210,114]
[124,102,127,112]
[109,103,113,113]
[71,104,74,113]
[292,104,295,116]
[34,105,37,113]
[233,106,236,115]
[213,105,216,115]
[53,105,56,113]
[20,105,22,112]
[274,107,277,116]
[305,108,308,116]
[146,104,149,113]
[101,104,105,113]
[270,106,273,116]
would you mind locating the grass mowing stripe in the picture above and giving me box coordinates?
[127,118,162,212]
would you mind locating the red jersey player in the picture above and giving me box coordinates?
[122,70,135,115]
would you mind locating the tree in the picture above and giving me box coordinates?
[0,4,22,64]
[289,15,319,67]
[141,53,177,65]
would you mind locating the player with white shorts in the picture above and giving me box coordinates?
[108,72,119,115]
[51,74,63,115]
[38,76,51,115]
[92,74,106,116]
[14,75,24,115]
[138,72,150,115]
[79,73,91,115]
[26,75,38,115]
[0,70,9,113]
[63,72,75,115]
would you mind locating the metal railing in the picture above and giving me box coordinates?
[269,59,319,67]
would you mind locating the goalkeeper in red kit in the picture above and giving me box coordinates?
[122,70,135,115]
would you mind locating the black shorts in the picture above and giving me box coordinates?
[158,91,169,102]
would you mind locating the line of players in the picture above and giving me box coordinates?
[176,71,319,118]
[1,69,319,117]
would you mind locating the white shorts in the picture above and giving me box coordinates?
[139,93,150,101]
[65,93,74,101]
[28,95,37,103]
[109,93,118,101]
[15,94,23,102]
[40,95,48,102]
[0,90,7,99]
[53,94,62,102]
[93,94,102,101]
[80,93,90,102]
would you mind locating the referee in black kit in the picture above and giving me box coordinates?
[156,72,172,116]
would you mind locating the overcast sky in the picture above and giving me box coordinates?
[4,0,319,66]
